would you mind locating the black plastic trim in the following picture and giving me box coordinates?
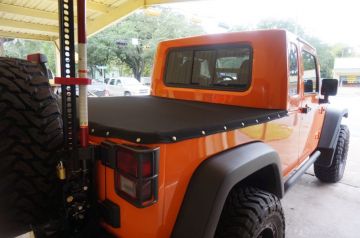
[316,107,348,167]
[99,199,120,228]
[99,141,117,169]
[171,142,283,238]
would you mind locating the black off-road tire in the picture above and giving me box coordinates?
[0,58,63,237]
[314,125,350,183]
[215,187,285,238]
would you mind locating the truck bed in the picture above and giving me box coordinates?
[88,96,287,144]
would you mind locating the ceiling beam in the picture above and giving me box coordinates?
[0,30,53,41]
[0,3,58,21]
[47,0,110,13]
[144,0,204,5]
[87,0,144,36]
[86,1,111,13]
[0,19,58,34]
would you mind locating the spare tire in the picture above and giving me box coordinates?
[0,57,63,237]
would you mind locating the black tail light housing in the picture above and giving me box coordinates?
[100,141,159,208]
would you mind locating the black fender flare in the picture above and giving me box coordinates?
[316,107,348,167]
[171,142,283,238]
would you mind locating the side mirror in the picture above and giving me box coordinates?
[320,78,338,103]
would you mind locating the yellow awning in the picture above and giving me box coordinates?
[0,0,202,41]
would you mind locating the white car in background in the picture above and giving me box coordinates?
[105,77,150,96]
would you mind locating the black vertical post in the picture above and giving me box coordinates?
[58,0,77,150]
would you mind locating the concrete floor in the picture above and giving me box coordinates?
[283,87,360,238]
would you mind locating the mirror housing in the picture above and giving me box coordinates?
[320,78,338,103]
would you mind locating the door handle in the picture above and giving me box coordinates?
[300,104,311,113]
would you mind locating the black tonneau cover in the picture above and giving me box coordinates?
[88,96,287,144]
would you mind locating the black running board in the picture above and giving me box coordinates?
[284,151,321,192]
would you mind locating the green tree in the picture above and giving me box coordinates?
[254,19,334,78]
[257,19,305,37]
[0,38,14,56]
[87,9,204,80]
[3,39,56,73]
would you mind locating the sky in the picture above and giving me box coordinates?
[166,0,359,46]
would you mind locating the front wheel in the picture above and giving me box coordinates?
[314,124,350,183]
[124,91,131,96]
[215,187,285,238]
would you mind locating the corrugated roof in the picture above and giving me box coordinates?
[334,57,360,70]
[0,0,199,41]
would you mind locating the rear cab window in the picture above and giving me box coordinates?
[165,45,252,91]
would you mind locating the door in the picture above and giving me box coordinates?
[298,49,325,163]
[266,43,301,176]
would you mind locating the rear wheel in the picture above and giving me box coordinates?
[314,125,349,183]
[215,186,285,238]
[124,91,131,96]
[0,58,63,236]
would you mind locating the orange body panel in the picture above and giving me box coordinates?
[91,30,326,237]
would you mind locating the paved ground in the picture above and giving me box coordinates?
[283,87,360,238]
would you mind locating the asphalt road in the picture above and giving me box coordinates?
[283,87,360,238]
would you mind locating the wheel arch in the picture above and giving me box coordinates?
[316,107,348,167]
[171,142,283,238]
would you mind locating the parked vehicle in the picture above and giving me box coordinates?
[104,77,150,96]
[0,30,349,238]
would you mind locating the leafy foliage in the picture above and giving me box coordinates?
[233,19,336,78]
[87,9,204,80]
[2,39,56,73]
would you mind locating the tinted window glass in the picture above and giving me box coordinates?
[165,50,193,84]
[302,51,317,93]
[165,45,252,90]
[288,43,298,95]
[191,50,215,86]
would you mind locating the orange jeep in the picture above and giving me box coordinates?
[88,29,349,237]
[0,30,349,238]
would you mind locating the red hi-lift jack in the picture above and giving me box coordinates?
[53,0,95,232]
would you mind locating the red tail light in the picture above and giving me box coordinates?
[114,144,159,208]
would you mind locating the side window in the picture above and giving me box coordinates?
[109,79,115,85]
[288,43,299,95]
[116,80,122,85]
[302,51,318,93]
